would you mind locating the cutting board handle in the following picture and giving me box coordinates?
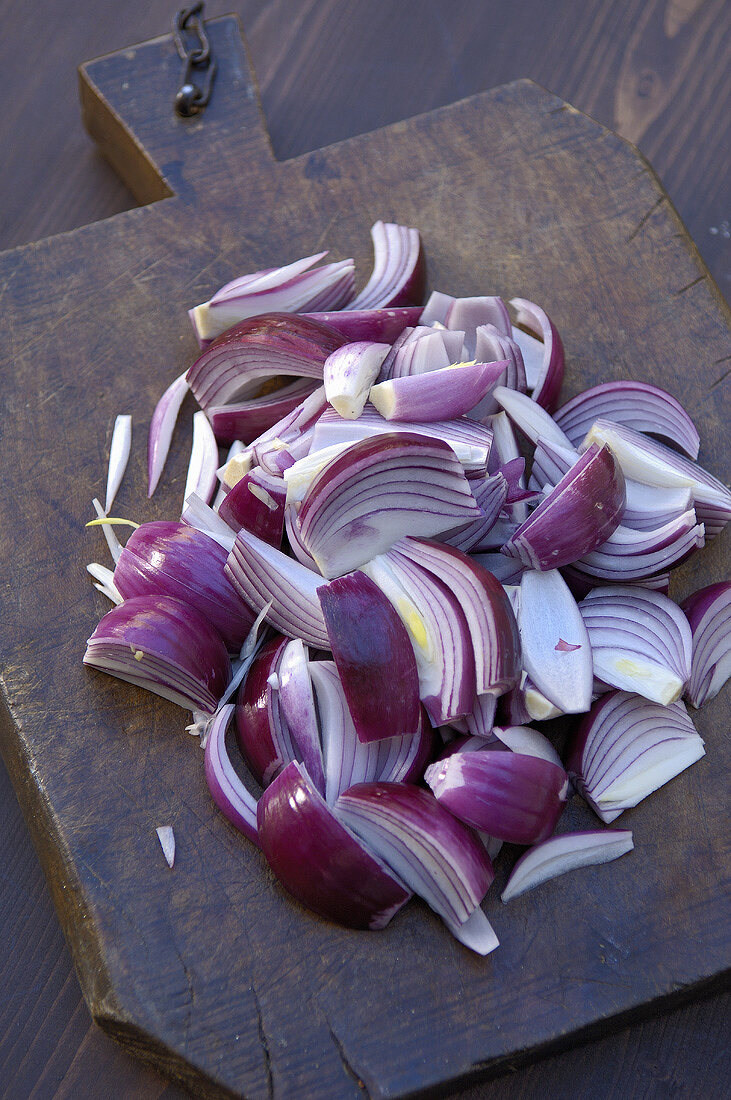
[79,15,274,207]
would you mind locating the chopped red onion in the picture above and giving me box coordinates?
[362,551,476,725]
[568,690,705,823]
[518,569,593,713]
[369,360,508,423]
[190,253,355,344]
[503,444,626,571]
[187,313,346,410]
[258,762,412,930]
[334,783,496,950]
[579,585,692,705]
[235,636,298,786]
[424,750,567,845]
[156,825,176,868]
[277,639,325,794]
[384,327,465,379]
[297,433,482,578]
[303,306,423,344]
[583,419,731,538]
[91,497,123,563]
[393,538,521,697]
[348,221,426,310]
[508,298,565,412]
[114,520,256,651]
[323,341,390,419]
[184,411,219,508]
[555,381,700,458]
[204,704,260,846]
[444,296,511,354]
[681,582,731,708]
[471,327,527,416]
[148,372,189,497]
[577,509,705,581]
[501,830,634,902]
[226,528,329,648]
[105,414,132,514]
[493,385,573,449]
[440,471,508,553]
[492,725,564,768]
[217,468,286,547]
[318,571,420,742]
[207,378,319,444]
[84,594,231,714]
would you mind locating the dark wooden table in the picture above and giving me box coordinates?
[1,2,729,1097]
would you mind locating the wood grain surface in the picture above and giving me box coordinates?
[1,3,729,1099]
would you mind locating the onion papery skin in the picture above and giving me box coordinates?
[297,433,482,578]
[501,829,634,902]
[394,538,521,696]
[235,635,299,786]
[518,569,593,714]
[509,298,565,412]
[318,571,421,743]
[207,379,319,444]
[424,750,567,845]
[226,527,330,648]
[567,690,705,823]
[217,469,286,547]
[362,551,476,725]
[369,360,509,423]
[504,443,625,570]
[113,521,256,652]
[579,585,692,705]
[186,313,347,410]
[349,221,426,310]
[258,763,411,930]
[554,381,700,458]
[310,405,493,473]
[681,581,731,708]
[303,306,423,344]
[334,783,494,931]
[84,594,231,714]
[582,419,731,538]
[204,704,260,846]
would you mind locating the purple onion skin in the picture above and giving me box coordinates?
[305,307,423,344]
[114,521,257,652]
[681,581,731,626]
[217,475,285,547]
[425,752,567,845]
[503,443,626,570]
[401,706,437,781]
[257,763,411,930]
[235,635,290,786]
[318,572,421,743]
[87,594,231,702]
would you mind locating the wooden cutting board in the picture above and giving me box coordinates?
[0,15,728,1099]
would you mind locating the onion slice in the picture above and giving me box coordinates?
[156,825,175,868]
[493,386,573,449]
[369,360,508,423]
[579,585,692,704]
[502,443,626,570]
[318,571,420,742]
[148,372,189,497]
[348,221,426,310]
[105,414,132,514]
[217,467,286,547]
[335,782,496,952]
[509,298,565,412]
[297,433,482,578]
[204,704,260,846]
[303,306,423,344]
[501,830,634,902]
[554,381,700,458]
[324,341,390,419]
[235,636,299,786]
[681,582,731,708]
[519,569,593,713]
[258,763,411,930]
[184,411,219,508]
[568,690,705,823]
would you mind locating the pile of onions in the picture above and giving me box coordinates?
[83,220,729,957]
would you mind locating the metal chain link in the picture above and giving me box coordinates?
[173,2,217,118]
